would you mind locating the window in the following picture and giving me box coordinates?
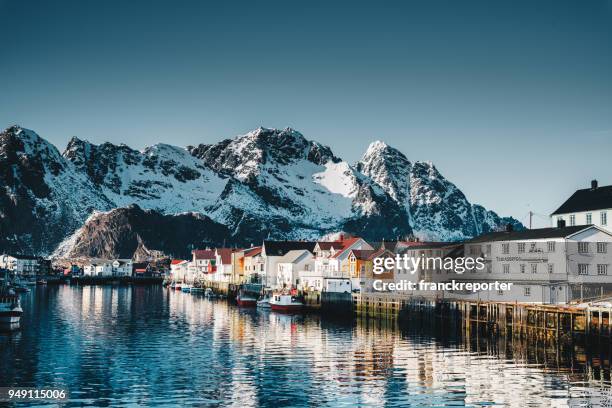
[503,264,510,274]
[597,264,608,276]
[578,242,589,254]
[578,264,589,275]
[518,243,525,253]
[502,243,510,254]
[529,243,537,252]
[548,264,554,274]
[497,290,504,296]
[520,264,526,274]
[531,264,537,274]
[547,241,555,253]
[602,211,608,226]
[586,213,592,224]
[524,287,531,296]
[486,244,491,253]
[570,214,576,226]
[597,242,607,254]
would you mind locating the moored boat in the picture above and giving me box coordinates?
[0,290,23,326]
[236,289,257,307]
[257,294,271,309]
[181,284,192,293]
[270,293,303,312]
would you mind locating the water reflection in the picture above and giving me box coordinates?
[0,285,611,406]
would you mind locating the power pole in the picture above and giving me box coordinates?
[529,211,533,229]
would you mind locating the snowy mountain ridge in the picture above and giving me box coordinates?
[0,125,522,258]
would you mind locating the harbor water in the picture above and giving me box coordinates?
[1,285,611,407]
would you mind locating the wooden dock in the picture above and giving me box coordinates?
[353,292,612,340]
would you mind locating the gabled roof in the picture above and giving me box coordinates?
[315,242,341,251]
[466,225,592,243]
[277,249,313,264]
[552,185,612,215]
[243,246,262,257]
[263,240,317,257]
[171,259,187,265]
[216,248,233,264]
[349,249,376,260]
[330,237,369,258]
[192,249,215,260]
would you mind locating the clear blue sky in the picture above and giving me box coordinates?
[1,0,611,226]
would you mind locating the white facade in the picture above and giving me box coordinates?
[314,239,373,279]
[0,255,40,277]
[553,210,610,232]
[83,259,133,277]
[457,226,612,304]
[276,250,314,288]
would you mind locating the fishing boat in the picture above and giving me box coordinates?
[236,289,257,307]
[36,279,47,285]
[204,288,216,298]
[270,293,303,312]
[256,294,271,309]
[181,284,192,293]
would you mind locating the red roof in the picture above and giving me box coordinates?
[331,237,362,258]
[171,259,186,265]
[135,268,147,273]
[216,248,232,264]
[243,246,262,257]
[192,249,215,260]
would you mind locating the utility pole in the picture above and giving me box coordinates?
[529,211,533,229]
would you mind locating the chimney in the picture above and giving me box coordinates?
[591,179,598,190]
[557,219,566,228]
[505,224,514,232]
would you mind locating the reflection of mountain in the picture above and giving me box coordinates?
[1,125,522,257]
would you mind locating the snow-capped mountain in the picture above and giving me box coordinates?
[357,141,521,240]
[0,125,521,258]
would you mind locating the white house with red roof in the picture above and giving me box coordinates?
[170,259,189,282]
[313,236,373,279]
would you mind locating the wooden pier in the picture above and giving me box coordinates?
[353,292,612,340]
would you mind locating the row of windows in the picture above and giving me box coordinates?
[559,211,608,226]
[578,264,609,275]
[498,241,608,254]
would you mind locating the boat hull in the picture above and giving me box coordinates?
[237,296,257,307]
[270,303,303,312]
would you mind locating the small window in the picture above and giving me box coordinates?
[497,290,504,296]
[529,243,537,252]
[547,264,554,274]
[597,264,608,276]
[502,243,510,254]
[486,244,491,253]
[517,243,525,253]
[503,264,510,274]
[547,242,555,253]
[578,264,589,275]
[597,242,607,254]
[520,264,526,274]
[570,214,576,226]
[531,264,537,274]
[601,211,608,226]
[578,242,589,254]
[586,213,592,224]
[524,287,531,296]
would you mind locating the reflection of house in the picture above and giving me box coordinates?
[277,249,314,288]
[551,180,611,232]
[83,259,133,277]
[0,254,42,277]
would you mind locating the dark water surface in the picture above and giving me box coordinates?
[1,285,611,407]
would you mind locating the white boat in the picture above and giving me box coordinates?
[0,290,23,325]
[257,294,271,309]
[270,293,303,312]
[204,288,216,298]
